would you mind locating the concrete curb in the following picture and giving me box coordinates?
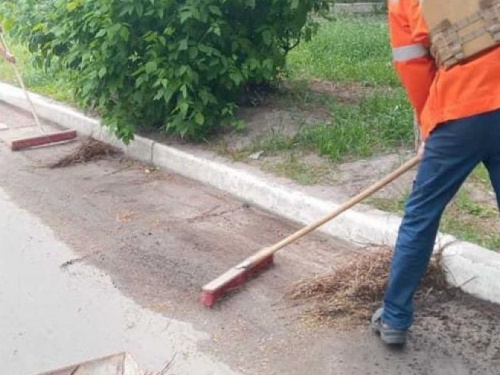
[1,82,499,306]
[332,2,383,15]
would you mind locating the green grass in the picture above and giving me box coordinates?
[472,163,490,181]
[248,131,297,155]
[281,16,414,161]
[0,39,74,103]
[287,16,397,86]
[441,188,500,251]
[470,163,495,192]
[263,153,327,185]
[228,87,413,163]
[225,90,412,165]
[371,182,500,252]
[297,89,413,160]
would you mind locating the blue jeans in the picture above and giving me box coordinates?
[382,108,500,331]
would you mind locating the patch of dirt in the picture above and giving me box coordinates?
[306,78,400,104]
[220,103,327,152]
[412,292,500,373]
[300,152,417,198]
[307,78,378,103]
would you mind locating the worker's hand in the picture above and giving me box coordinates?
[0,48,16,64]
[4,51,16,64]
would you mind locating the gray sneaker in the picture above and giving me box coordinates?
[371,308,407,345]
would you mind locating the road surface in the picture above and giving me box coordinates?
[0,102,499,375]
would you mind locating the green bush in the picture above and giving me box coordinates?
[3,0,328,142]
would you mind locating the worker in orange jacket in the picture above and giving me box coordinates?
[372,0,500,345]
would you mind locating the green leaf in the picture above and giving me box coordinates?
[98,67,107,78]
[96,29,107,38]
[179,39,188,51]
[210,23,221,36]
[262,30,272,45]
[208,6,222,16]
[244,0,256,8]
[229,71,243,86]
[67,1,82,11]
[179,8,193,23]
[195,112,205,125]
[188,46,199,59]
[145,61,157,74]
[178,65,188,76]
[120,27,130,41]
[178,101,189,115]
[180,84,188,98]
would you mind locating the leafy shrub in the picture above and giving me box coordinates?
[4,0,328,142]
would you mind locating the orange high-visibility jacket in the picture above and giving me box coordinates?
[388,0,500,139]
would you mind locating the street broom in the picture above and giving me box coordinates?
[200,154,422,307]
[0,28,77,151]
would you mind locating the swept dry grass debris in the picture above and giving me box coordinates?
[287,246,447,326]
[49,137,120,168]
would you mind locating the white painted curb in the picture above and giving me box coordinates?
[1,82,499,306]
[332,2,382,14]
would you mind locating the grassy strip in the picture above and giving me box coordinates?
[283,15,413,160]
[287,16,397,86]
[297,89,412,160]
[237,88,413,161]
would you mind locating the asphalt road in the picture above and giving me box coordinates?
[1,103,499,375]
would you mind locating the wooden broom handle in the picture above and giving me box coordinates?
[240,155,422,268]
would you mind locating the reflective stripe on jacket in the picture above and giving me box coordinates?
[388,0,500,139]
